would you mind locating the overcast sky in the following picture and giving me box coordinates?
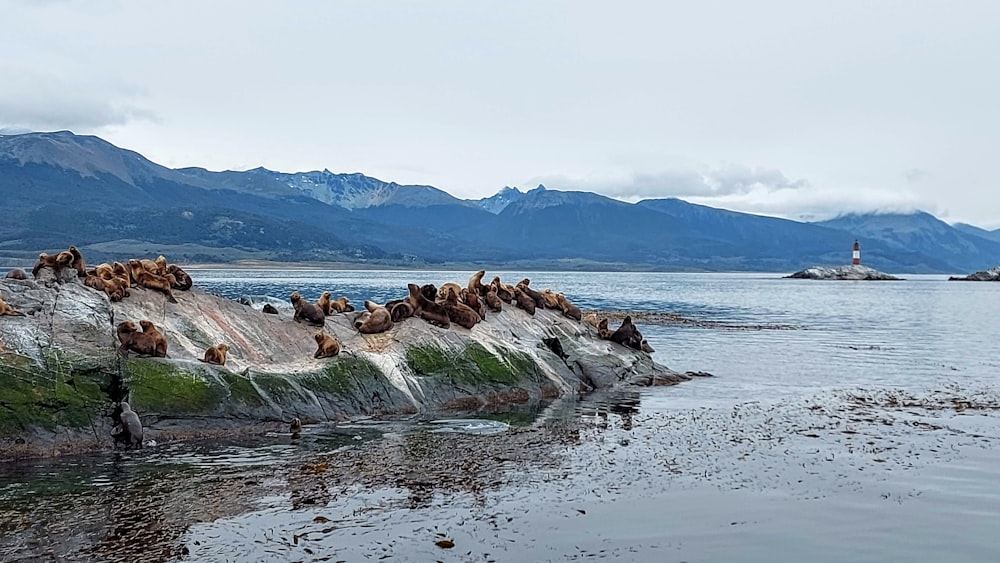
[3,1,999,226]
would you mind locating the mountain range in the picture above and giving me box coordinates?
[1,130,997,273]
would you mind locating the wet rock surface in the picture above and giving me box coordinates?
[0,275,686,459]
[785,264,903,280]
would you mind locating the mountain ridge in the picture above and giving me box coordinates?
[1,130,996,273]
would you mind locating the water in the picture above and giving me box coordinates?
[2,271,999,562]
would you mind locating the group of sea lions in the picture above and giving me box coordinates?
[584,313,655,353]
[23,245,194,304]
[280,271,590,360]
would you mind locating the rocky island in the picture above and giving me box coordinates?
[948,266,1000,281]
[785,264,903,281]
[0,261,696,460]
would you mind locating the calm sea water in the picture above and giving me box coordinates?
[2,270,998,562]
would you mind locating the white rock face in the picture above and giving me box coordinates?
[785,264,903,281]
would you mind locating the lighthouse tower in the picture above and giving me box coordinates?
[852,240,861,265]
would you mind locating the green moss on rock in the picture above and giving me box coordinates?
[404,343,541,386]
[221,372,265,408]
[127,359,226,415]
[0,352,111,433]
[302,354,380,396]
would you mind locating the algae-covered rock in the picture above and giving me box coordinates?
[0,275,687,459]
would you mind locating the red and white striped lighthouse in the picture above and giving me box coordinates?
[852,240,861,265]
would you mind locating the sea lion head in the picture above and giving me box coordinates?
[290,291,302,304]
[313,331,326,344]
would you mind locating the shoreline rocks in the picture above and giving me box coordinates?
[785,264,903,281]
[948,266,1000,281]
[0,275,695,460]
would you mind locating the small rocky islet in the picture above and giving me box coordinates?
[948,266,1000,281]
[785,264,903,281]
[0,247,702,460]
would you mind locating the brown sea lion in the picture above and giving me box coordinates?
[357,301,393,334]
[484,289,503,312]
[490,276,514,303]
[102,277,128,301]
[262,303,279,314]
[516,279,546,309]
[116,320,168,358]
[597,318,612,340]
[539,289,561,309]
[407,283,450,328]
[68,246,87,278]
[419,283,438,302]
[513,287,536,315]
[139,258,160,275]
[316,291,334,315]
[0,295,25,316]
[32,252,68,278]
[290,417,302,439]
[609,316,652,352]
[154,255,168,276]
[4,268,27,280]
[461,288,488,320]
[329,296,354,313]
[437,283,463,304]
[389,300,415,322]
[139,320,169,357]
[556,293,583,321]
[313,331,341,358]
[291,291,326,326]
[468,270,490,296]
[352,310,371,330]
[166,264,193,290]
[442,286,481,329]
[199,343,229,365]
[583,313,600,328]
[127,260,177,303]
[95,262,115,280]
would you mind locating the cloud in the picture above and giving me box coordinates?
[0,65,156,132]
[529,164,809,200]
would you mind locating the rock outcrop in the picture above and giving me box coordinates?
[785,264,903,281]
[0,275,692,459]
[948,266,1000,281]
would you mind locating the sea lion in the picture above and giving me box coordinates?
[139,258,160,275]
[437,283,463,304]
[313,331,340,358]
[609,316,651,352]
[95,263,115,280]
[419,284,438,302]
[115,402,143,449]
[597,318,613,340]
[441,286,481,329]
[490,276,513,303]
[154,255,168,276]
[335,296,355,313]
[407,283,450,328]
[389,300,415,322]
[68,246,87,278]
[4,268,27,280]
[461,288,488,320]
[116,320,168,358]
[316,291,334,315]
[484,289,503,312]
[512,287,536,315]
[357,300,393,334]
[127,260,177,303]
[262,303,279,314]
[199,343,229,365]
[0,295,25,316]
[32,252,70,278]
[542,336,570,364]
[166,264,193,290]
[468,270,490,296]
[290,417,302,439]
[290,291,325,326]
[556,293,583,321]
[516,279,546,309]
[352,310,371,330]
[539,289,561,309]
[583,313,600,328]
[102,277,128,301]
